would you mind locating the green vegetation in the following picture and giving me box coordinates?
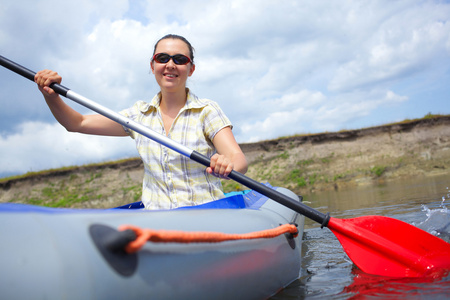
[25,181,92,207]
[0,158,139,183]
[222,181,246,194]
[122,185,143,202]
[333,174,345,181]
[278,151,290,159]
[3,166,142,208]
[371,165,386,177]
[287,169,307,187]
[382,113,445,127]
[321,153,334,164]
[297,159,314,166]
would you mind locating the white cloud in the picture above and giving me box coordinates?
[328,2,450,92]
[238,88,409,142]
[0,0,449,176]
[0,121,136,174]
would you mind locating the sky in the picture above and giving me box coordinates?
[0,0,449,177]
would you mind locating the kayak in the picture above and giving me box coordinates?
[0,185,304,300]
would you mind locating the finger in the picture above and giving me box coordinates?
[224,163,234,176]
[36,70,61,86]
[217,163,233,179]
[35,70,49,82]
[43,86,55,95]
[210,154,218,170]
[213,157,225,174]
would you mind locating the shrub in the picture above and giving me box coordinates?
[371,166,386,177]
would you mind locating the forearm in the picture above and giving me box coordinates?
[43,94,128,136]
[43,94,85,132]
[35,69,126,136]
[210,127,248,177]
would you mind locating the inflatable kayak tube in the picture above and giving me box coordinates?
[0,186,304,300]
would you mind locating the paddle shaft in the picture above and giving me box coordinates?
[0,55,330,225]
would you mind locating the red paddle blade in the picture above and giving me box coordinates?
[327,216,450,278]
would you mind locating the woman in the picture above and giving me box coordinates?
[35,34,248,209]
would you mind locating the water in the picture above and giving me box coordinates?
[272,174,450,299]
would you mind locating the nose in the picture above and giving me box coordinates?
[166,58,176,68]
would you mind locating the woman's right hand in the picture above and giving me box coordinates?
[35,69,62,99]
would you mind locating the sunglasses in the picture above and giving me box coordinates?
[152,53,192,65]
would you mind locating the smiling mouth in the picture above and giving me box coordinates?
[164,74,178,78]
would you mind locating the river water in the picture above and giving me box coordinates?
[272,174,450,299]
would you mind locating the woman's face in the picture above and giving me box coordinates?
[151,38,195,94]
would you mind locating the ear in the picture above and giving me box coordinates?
[188,64,195,77]
[150,61,155,74]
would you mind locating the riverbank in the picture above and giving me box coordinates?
[237,115,450,195]
[1,115,449,208]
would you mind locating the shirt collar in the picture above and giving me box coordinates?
[136,88,209,113]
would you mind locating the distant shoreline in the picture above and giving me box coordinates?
[1,115,449,208]
[236,115,450,195]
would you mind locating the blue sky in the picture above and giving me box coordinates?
[1,0,449,177]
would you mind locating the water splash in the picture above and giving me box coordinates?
[415,187,450,243]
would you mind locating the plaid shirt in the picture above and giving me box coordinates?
[120,90,232,209]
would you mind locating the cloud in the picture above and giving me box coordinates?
[0,0,449,176]
[238,88,408,142]
[0,121,136,175]
[328,2,450,92]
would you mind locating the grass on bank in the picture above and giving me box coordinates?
[0,157,140,183]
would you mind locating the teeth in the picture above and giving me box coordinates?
[166,74,176,78]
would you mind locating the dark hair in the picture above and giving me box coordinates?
[153,34,195,63]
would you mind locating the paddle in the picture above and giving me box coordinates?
[1,55,449,278]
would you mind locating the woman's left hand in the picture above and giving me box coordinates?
[207,153,234,179]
